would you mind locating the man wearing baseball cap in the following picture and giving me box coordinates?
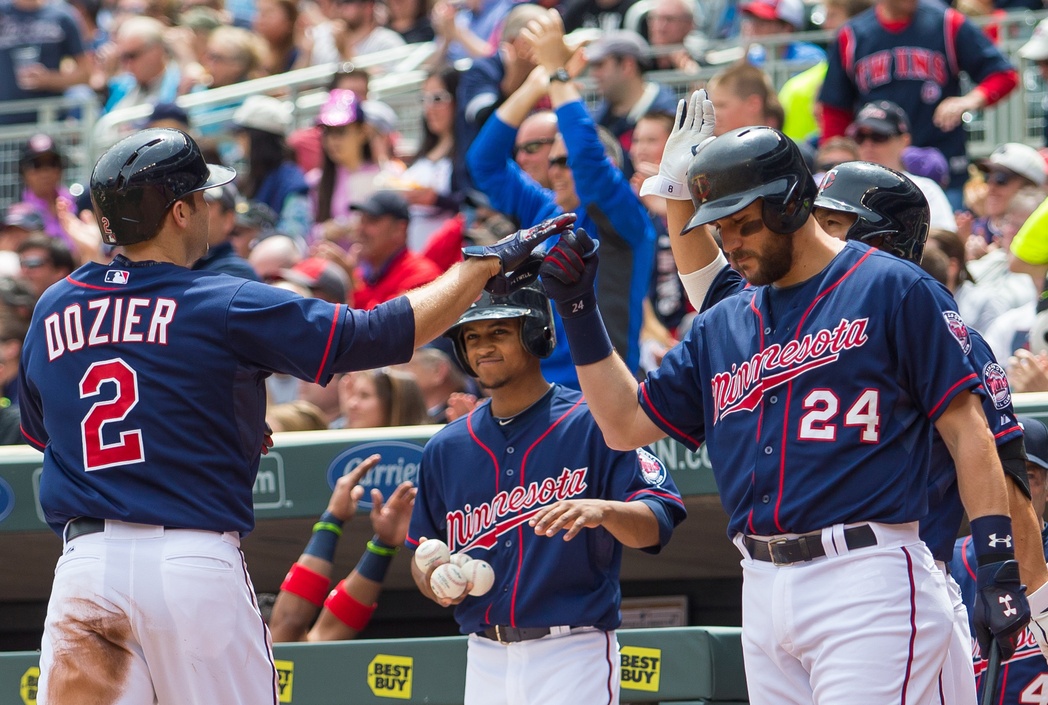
[1020,19,1048,147]
[192,183,259,281]
[739,0,824,67]
[847,100,957,233]
[350,191,441,310]
[971,143,1048,253]
[953,415,1048,702]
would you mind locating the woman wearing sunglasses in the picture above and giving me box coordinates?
[968,143,1047,252]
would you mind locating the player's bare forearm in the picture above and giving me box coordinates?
[269,553,333,643]
[936,392,1010,520]
[407,258,501,347]
[530,499,659,548]
[1009,479,1048,592]
[666,200,720,274]
[577,357,665,451]
[308,572,382,641]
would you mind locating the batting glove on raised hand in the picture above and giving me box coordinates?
[640,89,715,201]
[484,251,544,296]
[1025,579,1048,664]
[539,228,599,318]
[463,212,577,274]
[975,559,1030,661]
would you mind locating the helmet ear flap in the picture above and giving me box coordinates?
[762,176,816,235]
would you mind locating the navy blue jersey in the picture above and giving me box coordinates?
[643,242,980,536]
[951,528,1048,702]
[819,1,1013,189]
[407,385,686,634]
[20,256,416,535]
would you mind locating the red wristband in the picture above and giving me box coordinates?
[324,579,377,632]
[280,563,330,607]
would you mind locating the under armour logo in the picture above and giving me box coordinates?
[1000,595,1018,617]
[988,534,1013,548]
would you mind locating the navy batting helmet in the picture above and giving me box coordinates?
[814,161,930,264]
[444,285,555,376]
[90,128,235,246]
[685,126,817,236]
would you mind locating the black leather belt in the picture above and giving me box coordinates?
[65,517,106,541]
[478,626,558,644]
[744,524,878,566]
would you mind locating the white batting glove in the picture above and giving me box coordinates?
[1028,577,1048,664]
[640,89,716,201]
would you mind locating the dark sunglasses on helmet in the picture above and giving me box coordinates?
[514,138,555,157]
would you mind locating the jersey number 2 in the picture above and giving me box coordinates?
[799,389,880,443]
[80,359,144,471]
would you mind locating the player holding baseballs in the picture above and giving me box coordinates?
[19,129,574,705]
[407,285,687,705]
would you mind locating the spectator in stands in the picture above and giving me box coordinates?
[813,136,859,179]
[0,205,45,256]
[249,233,303,281]
[739,0,825,68]
[0,310,28,444]
[1019,19,1048,148]
[17,236,76,297]
[560,0,636,33]
[278,256,351,304]
[925,228,1010,340]
[585,29,677,174]
[192,184,261,281]
[289,65,372,174]
[233,95,313,242]
[848,100,957,233]
[331,0,406,68]
[16,135,79,251]
[202,25,267,89]
[254,0,304,75]
[513,111,558,189]
[387,0,435,43]
[707,61,782,135]
[400,67,462,252]
[270,454,416,643]
[966,143,1048,253]
[454,3,547,188]
[309,89,389,247]
[338,368,430,428]
[265,400,329,432]
[398,345,472,423]
[432,0,511,63]
[0,0,91,125]
[819,0,1018,209]
[646,0,701,73]
[144,101,193,131]
[231,200,278,258]
[901,145,949,189]
[349,191,442,310]
[103,17,182,114]
[361,99,405,175]
[467,9,656,386]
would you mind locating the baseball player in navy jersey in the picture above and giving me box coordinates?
[18,128,574,705]
[542,106,1032,701]
[953,416,1048,705]
[407,285,686,705]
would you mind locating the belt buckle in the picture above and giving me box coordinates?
[767,537,795,566]
[495,625,509,644]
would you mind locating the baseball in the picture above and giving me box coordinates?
[414,539,451,572]
[463,559,495,596]
[451,553,473,568]
[430,563,468,600]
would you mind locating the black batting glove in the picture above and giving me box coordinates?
[975,559,1030,660]
[463,212,577,274]
[484,251,544,296]
[539,228,599,319]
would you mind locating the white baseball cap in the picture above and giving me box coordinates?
[976,142,1047,187]
[1019,18,1048,62]
[232,95,294,137]
[740,0,805,30]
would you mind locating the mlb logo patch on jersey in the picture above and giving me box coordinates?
[982,362,1012,410]
[636,448,667,486]
[942,311,971,354]
[104,270,129,285]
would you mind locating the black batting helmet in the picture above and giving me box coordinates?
[90,128,235,246]
[444,285,555,376]
[685,126,818,236]
[814,161,930,264]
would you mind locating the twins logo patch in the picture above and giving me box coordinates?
[104,270,129,285]
[943,311,971,354]
[636,448,667,486]
[982,362,1011,410]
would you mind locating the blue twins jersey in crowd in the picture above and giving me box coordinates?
[643,241,980,536]
[406,385,687,635]
[19,255,416,536]
[701,254,1020,554]
[951,528,1048,703]
[819,0,1012,189]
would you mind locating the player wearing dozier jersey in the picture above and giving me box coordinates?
[18,128,575,705]
[407,285,686,705]
[543,95,1030,703]
[953,416,1048,705]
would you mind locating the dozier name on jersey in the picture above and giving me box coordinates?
[43,296,178,361]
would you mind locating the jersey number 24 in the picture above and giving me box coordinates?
[799,389,880,443]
